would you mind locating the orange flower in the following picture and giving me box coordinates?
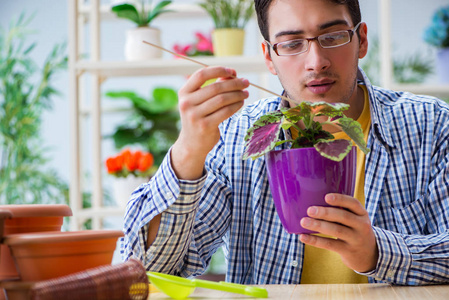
[106,149,154,178]
[106,156,123,173]
[138,153,154,172]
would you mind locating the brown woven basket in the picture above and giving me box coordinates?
[30,258,148,300]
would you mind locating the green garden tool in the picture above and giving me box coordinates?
[147,271,268,299]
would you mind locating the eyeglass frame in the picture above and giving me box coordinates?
[265,22,362,56]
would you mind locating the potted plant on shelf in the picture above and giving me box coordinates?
[423,5,449,83]
[111,0,173,60]
[105,148,155,208]
[243,101,369,234]
[104,86,180,168]
[198,0,254,57]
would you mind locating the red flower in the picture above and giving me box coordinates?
[173,43,192,57]
[195,32,213,53]
[105,149,155,178]
[106,156,123,173]
[138,153,154,172]
[172,30,214,58]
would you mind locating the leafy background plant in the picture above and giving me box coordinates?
[422,5,449,48]
[198,0,254,29]
[105,87,180,167]
[360,36,433,86]
[0,13,69,205]
[111,0,173,27]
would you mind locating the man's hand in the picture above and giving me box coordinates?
[171,66,250,180]
[299,193,379,273]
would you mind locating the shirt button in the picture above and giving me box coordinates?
[291,260,298,267]
[165,192,172,199]
[387,270,395,278]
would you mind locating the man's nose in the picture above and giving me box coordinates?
[303,40,331,72]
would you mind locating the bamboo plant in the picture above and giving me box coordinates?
[0,13,68,204]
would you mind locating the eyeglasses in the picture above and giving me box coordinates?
[265,22,362,56]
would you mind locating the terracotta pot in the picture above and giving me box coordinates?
[3,230,124,282]
[0,210,13,241]
[0,204,72,280]
[0,210,13,299]
[265,147,356,234]
[0,281,32,300]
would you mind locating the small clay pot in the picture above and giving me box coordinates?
[0,204,72,281]
[0,210,13,242]
[3,230,124,282]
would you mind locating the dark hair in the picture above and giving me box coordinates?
[255,0,362,41]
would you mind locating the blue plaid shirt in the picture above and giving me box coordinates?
[121,68,449,285]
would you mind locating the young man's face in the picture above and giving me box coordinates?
[262,0,368,108]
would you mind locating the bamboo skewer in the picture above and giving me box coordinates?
[142,40,291,102]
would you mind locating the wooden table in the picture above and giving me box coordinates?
[149,283,449,299]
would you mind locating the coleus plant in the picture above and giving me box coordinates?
[243,101,370,161]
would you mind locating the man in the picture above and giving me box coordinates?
[122,0,449,285]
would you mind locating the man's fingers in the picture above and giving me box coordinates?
[325,193,366,216]
[306,205,360,229]
[181,66,236,93]
[299,232,346,252]
[301,217,352,240]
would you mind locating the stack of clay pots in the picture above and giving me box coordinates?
[0,205,123,300]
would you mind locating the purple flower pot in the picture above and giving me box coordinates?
[265,147,356,234]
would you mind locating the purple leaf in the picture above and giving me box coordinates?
[314,139,352,161]
[243,120,282,160]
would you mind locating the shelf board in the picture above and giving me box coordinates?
[75,207,125,219]
[79,3,208,21]
[75,56,268,78]
[391,84,449,97]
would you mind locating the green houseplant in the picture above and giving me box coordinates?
[111,0,173,60]
[423,5,449,83]
[105,87,180,167]
[243,101,369,161]
[198,0,254,56]
[243,101,369,234]
[0,13,68,205]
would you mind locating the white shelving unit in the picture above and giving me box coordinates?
[68,0,269,230]
[68,0,449,231]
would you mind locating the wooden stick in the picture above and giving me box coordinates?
[142,40,291,102]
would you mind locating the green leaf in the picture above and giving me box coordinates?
[314,139,353,162]
[149,87,178,113]
[147,0,173,25]
[283,101,348,123]
[336,117,370,154]
[198,0,253,29]
[111,4,141,25]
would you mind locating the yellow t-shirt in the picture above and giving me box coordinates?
[291,85,371,284]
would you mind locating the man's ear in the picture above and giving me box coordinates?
[358,22,368,59]
[262,42,278,75]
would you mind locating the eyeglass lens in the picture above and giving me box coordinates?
[276,31,351,56]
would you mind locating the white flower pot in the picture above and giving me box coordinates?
[112,176,148,209]
[125,27,163,61]
[436,48,449,84]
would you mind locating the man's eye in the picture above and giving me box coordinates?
[320,32,347,46]
[280,40,305,50]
